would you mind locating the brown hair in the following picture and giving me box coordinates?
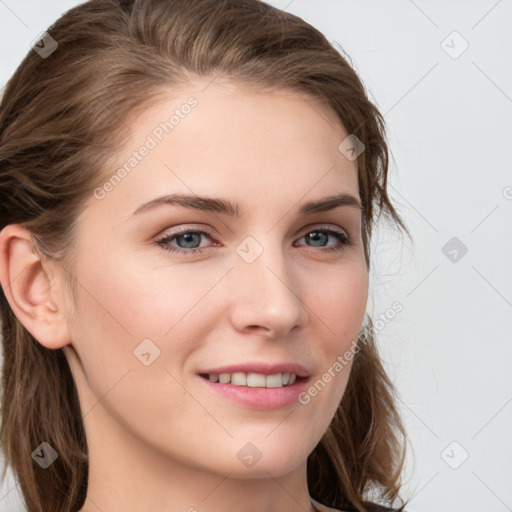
[0,1,411,511]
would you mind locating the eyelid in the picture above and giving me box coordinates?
[155,222,349,241]
[299,222,349,235]
[156,224,216,241]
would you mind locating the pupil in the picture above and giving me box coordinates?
[308,232,326,246]
[179,233,199,248]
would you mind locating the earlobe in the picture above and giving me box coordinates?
[0,224,72,350]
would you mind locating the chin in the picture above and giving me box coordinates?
[224,456,306,480]
[212,437,313,479]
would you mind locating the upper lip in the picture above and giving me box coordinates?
[198,362,310,378]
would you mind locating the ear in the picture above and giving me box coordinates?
[0,224,72,349]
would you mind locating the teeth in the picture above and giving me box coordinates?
[265,374,283,388]
[205,372,298,388]
[231,372,247,386]
[247,373,266,387]
[219,373,230,384]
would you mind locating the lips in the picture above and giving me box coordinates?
[196,362,310,409]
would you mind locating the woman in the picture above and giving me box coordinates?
[0,1,411,511]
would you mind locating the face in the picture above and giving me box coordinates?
[60,80,368,479]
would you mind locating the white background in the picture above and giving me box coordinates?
[1,1,511,511]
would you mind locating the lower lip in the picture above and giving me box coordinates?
[198,375,309,410]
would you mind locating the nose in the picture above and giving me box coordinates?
[229,240,309,338]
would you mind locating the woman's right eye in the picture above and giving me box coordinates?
[155,228,214,255]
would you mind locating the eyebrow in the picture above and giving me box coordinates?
[129,192,362,219]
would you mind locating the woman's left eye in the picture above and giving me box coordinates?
[155,227,352,255]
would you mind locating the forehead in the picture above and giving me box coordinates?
[86,79,359,222]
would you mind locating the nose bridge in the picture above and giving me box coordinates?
[230,234,307,334]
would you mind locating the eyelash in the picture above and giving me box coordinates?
[155,226,352,255]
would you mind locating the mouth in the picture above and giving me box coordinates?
[199,371,305,388]
[196,363,310,410]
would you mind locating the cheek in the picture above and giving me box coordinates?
[66,258,200,445]
[308,261,368,408]
[314,257,369,345]
[73,246,217,340]
[67,250,226,397]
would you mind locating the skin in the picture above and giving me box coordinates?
[0,79,368,512]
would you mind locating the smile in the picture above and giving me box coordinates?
[200,372,298,388]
